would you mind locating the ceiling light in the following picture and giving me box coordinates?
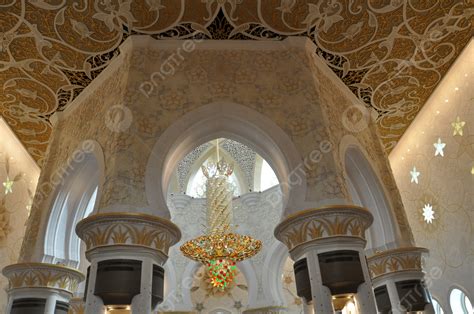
[180,140,261,290]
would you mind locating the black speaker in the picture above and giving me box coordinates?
[374,285,391,314]
[11,298,46,314]
[151,264,165,309]
[55,301,69,314]
[94,259,142,305]
[396,280,431,311]
[293,258,312,302]
[318,250,365,295]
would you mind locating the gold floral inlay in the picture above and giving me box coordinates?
[75,212,181,254]
[367,247,429,279]
[274,206,373,250]
[2,263,85,293]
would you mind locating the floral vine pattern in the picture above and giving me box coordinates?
[367,247,427,279]
[75,213,181,255]
[0,1,472,165]
[275,207,373,251]
[2,263,84,293]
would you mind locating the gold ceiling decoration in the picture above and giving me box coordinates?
[0,1,472,165]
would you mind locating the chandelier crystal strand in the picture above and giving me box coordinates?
[205,173,233,234]
[180,139,262,291]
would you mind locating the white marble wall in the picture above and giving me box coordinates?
[390,39,474,313]
[0,118,40,311]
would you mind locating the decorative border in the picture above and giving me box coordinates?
[75,212,181,254]
[367,247,429,280]
[243,306,287,313]
[2,262,85,293]
[274,205,373,250]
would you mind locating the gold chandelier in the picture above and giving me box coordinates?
[180,140,262,290]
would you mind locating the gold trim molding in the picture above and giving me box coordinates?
[2,262,85,294]
[367,247,429,280]
[274,205,373,250]
[243,306,287,313]
[75,212,181,255]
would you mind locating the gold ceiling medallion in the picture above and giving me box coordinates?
[180,139,262,291]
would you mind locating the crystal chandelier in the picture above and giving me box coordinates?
[180,140,262,290]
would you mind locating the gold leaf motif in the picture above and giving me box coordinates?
[370,261,386,277]
[387,258,400,272]
[111,225,129,244]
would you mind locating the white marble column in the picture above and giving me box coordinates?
[84,261,105,314]
[44,294,57,314]
[292,238,376,314]
[76,213,181,313]
[275,206,377,314]
[305,250,334,313]
[355,250,377,313]
[367,247,433,314]
[386,280,404,314]
[131,258,154,314]
[2,263,84,314]
[44,294,56,314]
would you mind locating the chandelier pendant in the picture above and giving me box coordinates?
[180,140,262,290]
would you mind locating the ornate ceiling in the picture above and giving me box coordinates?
[0,1,472,165]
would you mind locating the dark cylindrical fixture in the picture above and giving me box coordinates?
[11,298,46,314]
[94,259,142,306]
[293,258,312,302]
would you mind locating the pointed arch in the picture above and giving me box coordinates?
[341,136,402,253]
[41,140,104,268]
[145,102,304,219]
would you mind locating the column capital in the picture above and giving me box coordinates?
[274,205,373,251]
[76,212,181,257]
[367,247,429,281]
[2,262,85,296]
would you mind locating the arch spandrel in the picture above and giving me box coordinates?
[21,37,373,261]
